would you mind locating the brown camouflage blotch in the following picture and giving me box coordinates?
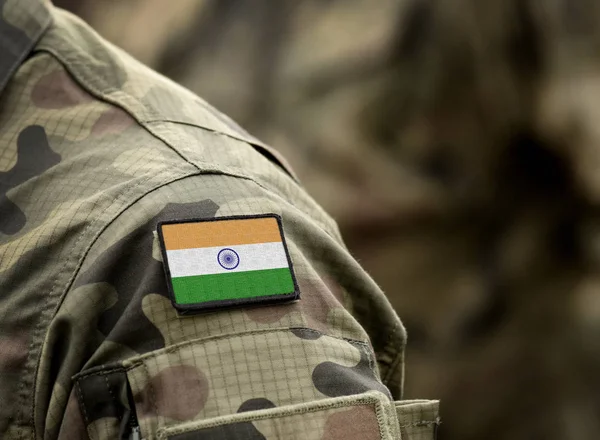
[86,417,121,440]
[322,405,380,440]
[55,389,87,440]
[322,274,346,305]
[0,333,29,428]
[91,106,137,135]
[297,276,343,333]
[244,276,341,333]
[30,69,93,109]
[137,365,209,421]
[0,332,29,371]
[243,302,296,324]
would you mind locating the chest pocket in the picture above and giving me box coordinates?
[156,392,439,440]
[73,330,439,440]
[74,373,438,440]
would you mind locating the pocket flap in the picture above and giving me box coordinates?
[395,399,440,440]
[158,391,400,440]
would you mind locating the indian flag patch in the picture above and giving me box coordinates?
[157,214,299,314]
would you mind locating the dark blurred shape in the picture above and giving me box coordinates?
[366,0,600,438]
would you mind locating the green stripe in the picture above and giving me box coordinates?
[171,268,295,304]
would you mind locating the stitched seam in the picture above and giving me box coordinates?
[75,380,93,440]
[35,47,202,173]
[0,2,52,93]
[291,327,370,347]
[350,341,393,401]
[399,420,441,428]
[347,340,386,383]
[160,399,382,436]
[145,118,270,151]
[25,164,198,433]
[144,362,160,431]
[103,374,120,421]
[145,119,299,181]
[75,381,89,426]
[365,344,375,373]
[382,326,406,395]
[373,401,387,439]
[73,366,126,381]
[21,196,95,432]
[26,169,164,433]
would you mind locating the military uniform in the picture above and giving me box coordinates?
[0,1,438,438]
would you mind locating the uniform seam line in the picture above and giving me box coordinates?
[399,420,440,427]
[27,169,195,436]
[291,327,370,346]
[73,366,125,381]
[23,187,99,434]
[373,401,386,439]
[0,1,52,94]
[144,118,268,150]
[75,381,89,425]
[383,341,405,394]
[159,399,383,436]
[32,46,202,174]
[103,374,120,421]
[75,380,94,440]
[144,119,299,183]
[143,361,160,427]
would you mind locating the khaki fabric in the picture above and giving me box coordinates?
[159,391,401,440]
[0,1,439,439]
[395,400,440,440]
[155,392,438,440]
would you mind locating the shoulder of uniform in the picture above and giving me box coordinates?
[35,6,297,181]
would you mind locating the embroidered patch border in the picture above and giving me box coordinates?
[157,214,300,314]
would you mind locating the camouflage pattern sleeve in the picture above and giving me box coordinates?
[50,171,435,439]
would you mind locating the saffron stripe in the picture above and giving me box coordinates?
[161,217,282,250]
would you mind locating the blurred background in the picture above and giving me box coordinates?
[54,1,600,438]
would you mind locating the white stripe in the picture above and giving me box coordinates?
[166,242,289,277]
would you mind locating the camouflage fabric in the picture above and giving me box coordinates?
[0,1,438,439]
[155,391,414,440]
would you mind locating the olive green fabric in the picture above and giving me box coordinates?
[0,1,436,439]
